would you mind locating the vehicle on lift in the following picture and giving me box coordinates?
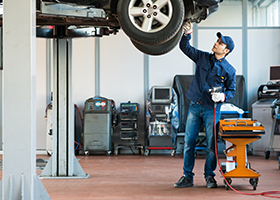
[1,0,222,55]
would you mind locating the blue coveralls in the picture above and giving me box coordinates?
[179,34,236,179]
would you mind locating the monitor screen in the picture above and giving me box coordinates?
[151,86,172,104]
[270,65,280,81]
[154,88,170,100]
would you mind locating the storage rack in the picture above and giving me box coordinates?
[114,102,144,155]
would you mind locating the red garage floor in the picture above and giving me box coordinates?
[34,154,280,200]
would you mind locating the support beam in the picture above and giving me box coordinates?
[242,0,248,111]
[95,37,100,96]
[40,36,88,178]
[1,0,50,199]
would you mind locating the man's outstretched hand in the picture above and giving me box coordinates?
[182,21,193,35]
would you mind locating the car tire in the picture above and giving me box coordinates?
[131,29,183,55]
[117,0,184,45]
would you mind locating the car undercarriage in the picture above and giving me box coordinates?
[0,0,222,55]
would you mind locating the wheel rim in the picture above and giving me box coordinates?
[128,0,173,33]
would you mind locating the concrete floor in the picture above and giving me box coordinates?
[34,153,280,200]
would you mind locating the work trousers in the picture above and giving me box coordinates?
[183,101,221,179]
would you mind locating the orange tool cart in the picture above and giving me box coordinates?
[219,119,265,190]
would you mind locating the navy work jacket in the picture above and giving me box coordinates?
[179,34,236,110]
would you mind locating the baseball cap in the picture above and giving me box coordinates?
[217,32,234,53]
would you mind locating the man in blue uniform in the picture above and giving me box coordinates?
[174,22,236,188]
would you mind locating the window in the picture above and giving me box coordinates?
[249,0,280,27]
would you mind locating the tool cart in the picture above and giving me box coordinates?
[219,119,265,190]
[114,102,144,155]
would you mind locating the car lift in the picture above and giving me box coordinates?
[39,26,89,179]
[38,2,111,179]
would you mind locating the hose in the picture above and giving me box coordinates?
[214,103,280,198]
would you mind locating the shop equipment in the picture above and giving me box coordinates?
[145,86,179,156]
[265,100,280,168]
[257,65,280,100]
[219,119,265,190]
[114,102,144,155]
[252,98,278,157]
[253,66,280,166]
[83,96,117,155]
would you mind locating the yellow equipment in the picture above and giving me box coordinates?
[219,119,265,190]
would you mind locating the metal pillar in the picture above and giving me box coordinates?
[0,0,50,199]
[95,37,100,96]
[40,35,88,178]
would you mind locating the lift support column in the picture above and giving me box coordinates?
[0,0,50,199]
[40,27,88,178]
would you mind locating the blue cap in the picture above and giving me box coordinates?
[217,32,234,54]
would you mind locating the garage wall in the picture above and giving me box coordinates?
[149,42,193,87]
[99,31,143,109]
[73,37,96,114]
[99,31,146,135]
[247,28,280,109]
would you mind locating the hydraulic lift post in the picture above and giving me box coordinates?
[40,26,88,178]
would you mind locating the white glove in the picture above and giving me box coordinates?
[182,21,193,35]
[212,92,225,103]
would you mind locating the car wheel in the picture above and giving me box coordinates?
[117,0,184,45]
[131,29,182,55]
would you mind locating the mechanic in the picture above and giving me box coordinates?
[174,22,236,188]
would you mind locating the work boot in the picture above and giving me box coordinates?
[174,176,193,188]
[206,176,217,188]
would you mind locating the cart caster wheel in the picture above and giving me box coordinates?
[145,149,150,157]
[141,148,144,156]
[171,150,176,157]
[114,149,119,156]
[138,148,143,155]
[249,178,258,190]
[106,151,112,156]
[224,178,232,190]
[265,151,270,159]
[84,151,89,156]
[226,184,230,190]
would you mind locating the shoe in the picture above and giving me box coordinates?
[174,176,193,188]
[206,176,217,188]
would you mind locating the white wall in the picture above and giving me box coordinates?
[99,31,146,134]
[149,41,193,87]
[73,37,96,113]
[100,31,143,110]
[247,29,280,108]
